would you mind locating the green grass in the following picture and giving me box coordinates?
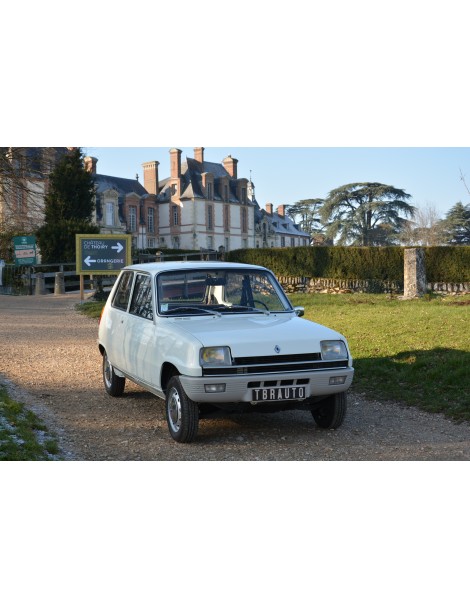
[75,301,105,319]
[76,293,470,422]
[290,293,470,422]
[0,385,60,460]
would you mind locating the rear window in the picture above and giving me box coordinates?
[112,271,134,311]
[129,274,154,320]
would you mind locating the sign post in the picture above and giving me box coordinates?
[13,236,37,266]
[76,235,132,300]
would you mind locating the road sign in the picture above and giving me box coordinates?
[13,236,37,266]
[76,234,132,274]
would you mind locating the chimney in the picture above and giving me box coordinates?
[170,148,182,178]
[277,205,285,217]
[194,147,204,163]
[265,203,273,215]
[223,155,238,179]
[84,156,98,174]
[142,161,159,195]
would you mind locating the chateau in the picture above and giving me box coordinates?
[2,147,311,253]
[87,147,257,252]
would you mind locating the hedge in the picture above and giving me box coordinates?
[225,246,470,283]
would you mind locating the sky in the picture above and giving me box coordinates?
[82,146,470,218]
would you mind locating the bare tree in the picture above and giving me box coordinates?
[459,168,470,199]
[399,203,446,246]
[0,147,71,234]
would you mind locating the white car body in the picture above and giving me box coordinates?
[98,261,354,442]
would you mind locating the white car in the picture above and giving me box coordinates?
[98,261,354,443]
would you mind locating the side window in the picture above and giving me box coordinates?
[129,274,154,320]
[112,271,134,311]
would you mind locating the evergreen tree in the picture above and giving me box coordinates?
[37,148,99,262]
[321,182,414,246]
[442,201,470,245]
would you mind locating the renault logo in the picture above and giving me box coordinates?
[274,345,281,354]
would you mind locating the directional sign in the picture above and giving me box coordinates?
[13,236,37,266]
[76,234,132,275]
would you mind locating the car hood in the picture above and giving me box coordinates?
[169,313,346,358]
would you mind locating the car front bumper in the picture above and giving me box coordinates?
[179,367,354,404]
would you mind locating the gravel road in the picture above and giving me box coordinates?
[0,293,469,460]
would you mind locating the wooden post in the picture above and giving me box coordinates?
[80,275,84,301]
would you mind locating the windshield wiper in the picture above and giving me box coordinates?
[213,305,270,315]
[165,306,221,317]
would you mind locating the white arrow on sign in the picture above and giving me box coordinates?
[84,256,97,267]
[111,242,124,253]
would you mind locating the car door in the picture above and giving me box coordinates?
[123,272,159,388]
[107,270,134,372]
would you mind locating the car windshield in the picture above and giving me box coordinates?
[157,268,292,316]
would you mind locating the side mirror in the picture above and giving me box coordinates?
[294,307,304,317]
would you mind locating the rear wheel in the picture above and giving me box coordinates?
[311,392,347,429]
[102,351,126,397]
[166,376,199,443]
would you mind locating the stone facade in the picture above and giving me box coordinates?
[150,148,256,252]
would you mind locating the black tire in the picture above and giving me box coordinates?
[102,351,126,397]
[165,376,199,443]
[311,392,347,429]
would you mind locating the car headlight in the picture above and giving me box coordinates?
[321,340,348,361]
[200,346,232,367]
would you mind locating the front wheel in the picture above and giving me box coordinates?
[311,392,347,429]
[102,351,126,397]
[165,376,199,443]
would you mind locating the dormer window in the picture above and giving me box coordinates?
[241,187,247,203]
[224,185,229,202]
[171,183,177,196]
[207,183,213,200]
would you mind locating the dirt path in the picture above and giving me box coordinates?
[1,294,469,460]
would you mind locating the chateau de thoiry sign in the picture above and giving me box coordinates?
[76,235,132,275]
[76,234,132,300]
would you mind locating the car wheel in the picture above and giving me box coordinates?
[166,377,199,443]
[102,351,126,397]
[311,392,347,429]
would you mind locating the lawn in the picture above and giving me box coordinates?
[290,293,470,421]
[0,384,60,460]
[77,294,470,422]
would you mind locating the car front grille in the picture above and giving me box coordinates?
[202,353,349,376]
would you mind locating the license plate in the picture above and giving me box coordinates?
[252,386,306,402]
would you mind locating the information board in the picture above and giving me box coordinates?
[13,236,37,266]
[76,234,132,275]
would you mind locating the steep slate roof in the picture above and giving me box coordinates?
[93,174,148,197]
[256,205,310,238]
[92,174,149,223]
[23,147,71,175]
[157,156,250,204]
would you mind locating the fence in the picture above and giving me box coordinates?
[0,250,221,296]
[0,263,116,296]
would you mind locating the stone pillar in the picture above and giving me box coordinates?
[54,272,65,295]
[35,272,47,295]
[404,248,426,299]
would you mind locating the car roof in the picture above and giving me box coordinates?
[123,261,267,274]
